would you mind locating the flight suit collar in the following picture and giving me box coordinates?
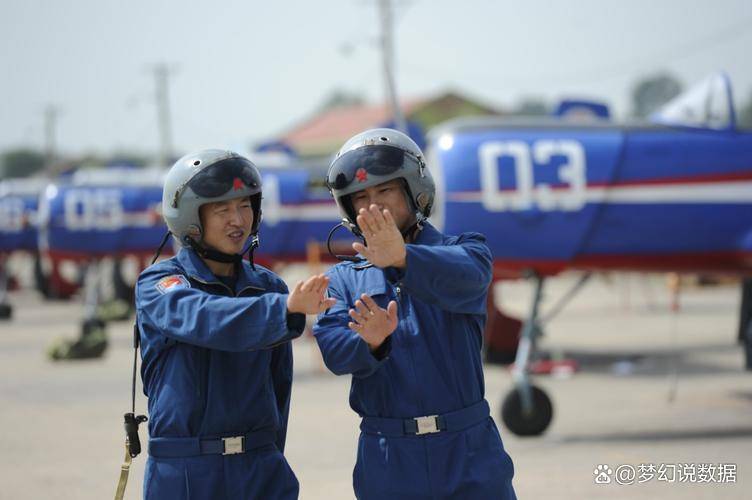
[412,221,443,246]
[177,248,267,293]
[352,221,444,275]
[177,247,217,284]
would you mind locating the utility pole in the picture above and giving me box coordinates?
[44,104,59,174]
[378,0,407,133]
[153,63,174,167]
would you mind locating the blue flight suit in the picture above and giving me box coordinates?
[313,223,516,500]
[135,248,304,499]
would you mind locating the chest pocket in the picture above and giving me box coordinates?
[356,271,395,310]
[237,284,266,298]
[357,271,422,352]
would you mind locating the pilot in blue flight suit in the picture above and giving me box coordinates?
[136,149,336,499]
[314,129,516,499]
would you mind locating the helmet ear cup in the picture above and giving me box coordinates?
[185,224,202,242]
[416,191,432,215]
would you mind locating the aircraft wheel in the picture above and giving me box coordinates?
[82,318,106,337]
[0,303,12,320]
[48,319,108,361]
[501,385,553,436]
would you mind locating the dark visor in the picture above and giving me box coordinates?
[186,157,261,198]
[327,145,419,191]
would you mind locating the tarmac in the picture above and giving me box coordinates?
[0,270,750,499]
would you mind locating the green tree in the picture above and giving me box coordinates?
[106,152,149,168]
[318,89,365,111]
[511,98,549,116]
[631,73,683,118]
[738,89,752,129]
[1,149,46,178]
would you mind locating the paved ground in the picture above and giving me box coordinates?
[0,270,750,499]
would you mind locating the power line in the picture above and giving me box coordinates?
[401,14,752,87]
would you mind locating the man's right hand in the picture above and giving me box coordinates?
[348,294,398,351]
[287,274,337,315]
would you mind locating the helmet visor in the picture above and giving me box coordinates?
[186,157,261,198]
[327,145,419,191]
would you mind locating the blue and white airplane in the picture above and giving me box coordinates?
[0,178,49,317]
[427,72,752,435]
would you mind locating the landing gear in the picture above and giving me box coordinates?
[500,275,554,436]
[96,259,134,322]
[0,257,12,320]
[48,262,108,361]
[0,303,11,320]
[34,253,79,300]
[48,318,108,360]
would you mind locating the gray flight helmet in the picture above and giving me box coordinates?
[326,128,435,234]
[162,149,263,248]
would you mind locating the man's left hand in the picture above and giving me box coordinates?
[352,204,406,269]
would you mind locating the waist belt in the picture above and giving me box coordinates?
[148,428,276,458]
[360,400,490,437]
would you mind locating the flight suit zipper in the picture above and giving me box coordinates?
[186,275,237,436]
[395,282,427,416]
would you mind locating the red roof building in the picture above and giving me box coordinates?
[276,91,501,159]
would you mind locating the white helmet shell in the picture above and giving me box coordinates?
[326,128,435,229]
[162,149,262,247]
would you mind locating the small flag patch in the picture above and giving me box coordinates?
[156,275,191,294]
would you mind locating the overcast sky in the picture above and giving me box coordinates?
[1,0,750,159]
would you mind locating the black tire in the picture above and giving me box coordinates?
[501,385,553,436]
[82,318,107,337]
[48,319,108,361]
[0,303,12,320]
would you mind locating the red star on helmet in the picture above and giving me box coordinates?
[232,177,244,191]
[355,168,368,183]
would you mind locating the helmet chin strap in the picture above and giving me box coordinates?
[186,234,260,272]
[187,237,241,264]
[400,217,423,243]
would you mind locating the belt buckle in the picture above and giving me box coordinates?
[222,436,244,455]
[414,415,440,435]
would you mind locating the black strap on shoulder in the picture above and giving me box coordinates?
[123,321,148,458]
[122,230,171,458]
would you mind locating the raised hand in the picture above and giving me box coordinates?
[352,204,407,269]
[287,274,337,315]
[348,293,398,351]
